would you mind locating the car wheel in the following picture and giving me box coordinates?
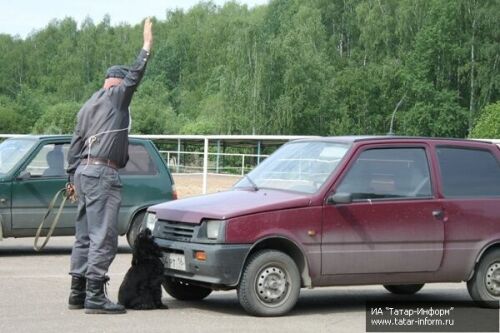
[467,249,500,308]
[237,250,300,317]
[126,211,145,248]
[383,284,424,295]
[162,278,212,301]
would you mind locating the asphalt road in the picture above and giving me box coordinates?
[0,236,476,333]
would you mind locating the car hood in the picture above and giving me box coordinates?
[150,188,312,224]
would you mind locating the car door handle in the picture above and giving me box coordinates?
[432,209,445,220]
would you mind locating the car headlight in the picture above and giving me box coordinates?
[198,219,226,242]
[206,220,223,239]
[145,212,158,231]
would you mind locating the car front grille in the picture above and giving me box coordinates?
[156,221,196,242]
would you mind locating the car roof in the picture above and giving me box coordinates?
[5,134,148,143]
[292,135,495,145]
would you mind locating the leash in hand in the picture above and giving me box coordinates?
[33,183,77,251]
[65,182,78,203]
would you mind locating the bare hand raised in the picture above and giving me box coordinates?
[143,17,153,52]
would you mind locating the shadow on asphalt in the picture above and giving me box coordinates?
[0,244,131,256]
[291,289,470,316]
[167,296,246,316]
[164,287,471,317]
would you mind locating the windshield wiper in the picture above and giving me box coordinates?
[244,174,259,191]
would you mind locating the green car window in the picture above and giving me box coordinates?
[0,138,37,176]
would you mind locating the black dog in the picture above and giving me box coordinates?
[118,228,167,309]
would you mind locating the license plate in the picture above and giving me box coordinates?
[163,253,186,271]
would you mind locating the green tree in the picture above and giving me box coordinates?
[470,102,500,138]
[32,101,80,134]
[130,79,180,134]
[0,96,24,133]
[0,0,498,137]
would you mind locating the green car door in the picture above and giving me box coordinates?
[9,138,174,238]
[11,141,77,233]
[3,135,174,243]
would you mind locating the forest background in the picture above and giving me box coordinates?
[0,0,498,138]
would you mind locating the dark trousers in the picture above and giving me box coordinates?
[70,164,122,281]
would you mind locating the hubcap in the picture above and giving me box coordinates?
[255,265,289,306]
[485,262,500,296]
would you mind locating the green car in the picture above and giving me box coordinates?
[0,135,176,247]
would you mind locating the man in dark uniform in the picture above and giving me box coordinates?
[66,18,153,314]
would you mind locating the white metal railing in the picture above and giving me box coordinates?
[1,134,498,193]
[0,134,305,193]
[161,150,269,176]
[137,135,307,193]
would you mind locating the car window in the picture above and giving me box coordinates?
[234,141,350,194]
[336,148,432,200]
[0,138,37,176]
[436,147,500,197]
[120,143,158,176]
[25,143,69,178]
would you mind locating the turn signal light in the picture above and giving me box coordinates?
[194,251,207,261]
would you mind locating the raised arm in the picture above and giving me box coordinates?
[117,18,154,108]
[142,17,153,53]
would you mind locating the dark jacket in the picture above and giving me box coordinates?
[67,49,150,178]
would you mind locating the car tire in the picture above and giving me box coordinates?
[467,249,500,308]
[162,278,212,301]
[383,284,424,295]
[126,211,145,248]
[237,250,300,317]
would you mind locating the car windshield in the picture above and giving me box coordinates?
[0,138,37,176]
[235,141,350,194]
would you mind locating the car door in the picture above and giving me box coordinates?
[11,142,77,231]
[434,145,500,271]
[321,145,444,275]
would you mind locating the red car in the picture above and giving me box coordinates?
[146,136,500,316]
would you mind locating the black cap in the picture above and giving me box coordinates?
[105,65,129,79]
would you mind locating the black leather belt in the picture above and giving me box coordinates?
[81,158,118,170]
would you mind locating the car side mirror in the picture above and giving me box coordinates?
[16,170,31,180]
[327,192,352,204]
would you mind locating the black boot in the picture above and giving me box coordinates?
[84,277,126,314]
[68,275,86,310]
